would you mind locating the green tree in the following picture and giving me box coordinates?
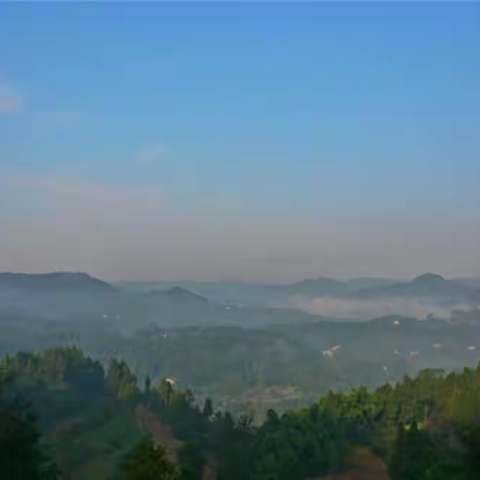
[389,422,435,480]
[121,437,178,480]
[179,441,206,480]
[145,375,152,396]
[0,377,60,480]
[158,379,173,407]
[202,398,213,418]
[107,359,140,399]
[63,355,105,394]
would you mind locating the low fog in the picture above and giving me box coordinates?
[293,295,480,321]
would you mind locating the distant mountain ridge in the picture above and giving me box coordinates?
[349,272,475,299]
[146,286,209,304]
[0,272,113,292]
[1,272,477,326]
[117,273,480,315]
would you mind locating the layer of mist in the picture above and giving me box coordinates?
[293,295,480,321]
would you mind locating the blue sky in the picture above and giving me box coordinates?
[0,3,479,281]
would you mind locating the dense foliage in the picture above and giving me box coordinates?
[1,347,480,480]
[120,438,177,480]
[0,373,59,480]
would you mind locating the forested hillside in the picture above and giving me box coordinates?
[2,272,479,419]
[3,311,480,417]
[1,347,480,480]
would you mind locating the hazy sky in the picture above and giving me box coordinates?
[1,3,479,282]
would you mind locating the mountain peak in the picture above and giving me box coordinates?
[413,273,445,283]
[165,287,209,303]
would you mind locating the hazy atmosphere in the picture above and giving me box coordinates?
[2,4,480,480]
[1,2,479,282]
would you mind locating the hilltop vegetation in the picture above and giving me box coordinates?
[2,347,480,480]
